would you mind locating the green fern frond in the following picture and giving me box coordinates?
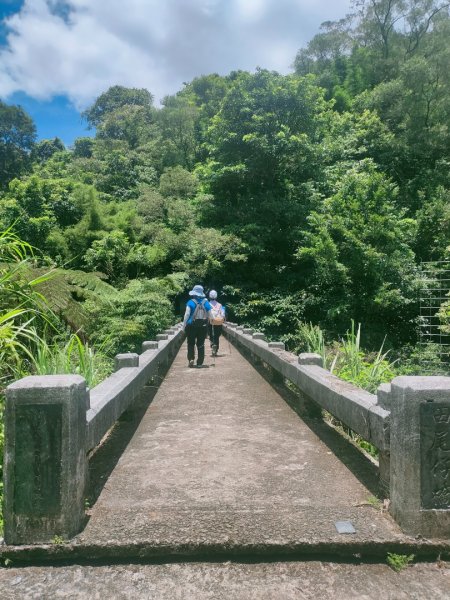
[33,268,116,333]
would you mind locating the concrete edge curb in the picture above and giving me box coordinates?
[1,538,449,565]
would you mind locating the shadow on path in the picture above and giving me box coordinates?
[86,379,161,508]
[234,345,380,498]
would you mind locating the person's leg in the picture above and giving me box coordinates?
[196,323,208,365]
[186,325,196,365]
[215,325,223,352]
[210,324,217,355]
[208,323,214,354]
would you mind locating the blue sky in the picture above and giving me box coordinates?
[6,92,93,145]
[0,0,351,147]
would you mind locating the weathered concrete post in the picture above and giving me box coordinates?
[390,376,450,537]
[4,375,88,544]
[114,353,139,371]
[265,342,285,384]
[268,341,285,350]
[298,353,322,367]
[296,353,324,419]
[376,383,392,497]
[249,333,266,367]
[141,340,158,352]
[252,333,266,341]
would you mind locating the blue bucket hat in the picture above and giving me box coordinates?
[189,284,205,298]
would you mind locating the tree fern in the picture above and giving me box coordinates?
[34,267,115,334]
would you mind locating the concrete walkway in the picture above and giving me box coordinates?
[68,339,417,560]
[2,341,450,598]
[2,560,450,599]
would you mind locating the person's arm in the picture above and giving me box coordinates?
[182,304,191,330]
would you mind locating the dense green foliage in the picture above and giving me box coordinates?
[0,101,36,190]
[1,1,449,369]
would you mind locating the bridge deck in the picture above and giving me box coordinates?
[76,340,405,558]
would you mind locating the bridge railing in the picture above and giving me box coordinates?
[224,323,450,539]
[3,324,184,545]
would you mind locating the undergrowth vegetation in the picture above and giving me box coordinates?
[0,228,179,535]
[293,321,397,393]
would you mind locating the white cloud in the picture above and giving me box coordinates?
[233,0,270,22]
[0,0,351,108]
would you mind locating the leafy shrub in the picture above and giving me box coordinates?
[225,289,306,344]
[85,276,182,354]
[31,332,112,387]
[395,343,449,376]
[386,553,415,572]
[290,320,396,391]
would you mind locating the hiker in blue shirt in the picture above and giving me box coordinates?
[182,284,212,368]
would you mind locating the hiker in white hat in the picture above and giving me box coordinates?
[208,290,226,357]
[182,284,213,368]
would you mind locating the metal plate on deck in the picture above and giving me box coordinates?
[334,520,356,534]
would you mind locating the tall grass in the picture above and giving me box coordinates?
[332,321,396,393]
[294,320,398,460]
[0,309,41,383]
[295,320,396,393]
[297,321,327,367]
[31,333,112,387]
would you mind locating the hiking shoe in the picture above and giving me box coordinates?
[188,360,195,368]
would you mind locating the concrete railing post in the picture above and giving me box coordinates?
[157,333,171,363]
[114,353,139,371]
[252,333,266,341]
[4,375,89,544]
[141,341,158,352]
[376,383,392,497]
[296,353,324,419]
[265,342,285,383]
[298,353,322,367]
[251,333,266,367]
[390,376,450,537]
[268,341,285,350]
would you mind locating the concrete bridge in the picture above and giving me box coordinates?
[1,324,450,597]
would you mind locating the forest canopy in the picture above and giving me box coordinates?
[1,0,449,355]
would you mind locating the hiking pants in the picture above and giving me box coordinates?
[209,324,223,351]
[186,321,208,365]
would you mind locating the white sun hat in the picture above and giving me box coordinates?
[209,290,218,299]
[189,284,205,297]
